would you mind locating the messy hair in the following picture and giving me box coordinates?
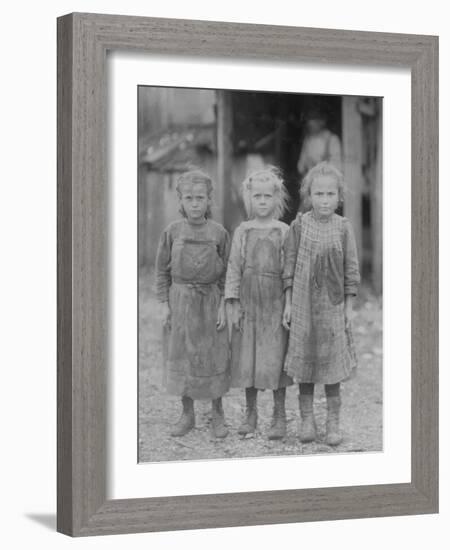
[241,166,288,220]
[300,161,345,210]
[175,169,213,219]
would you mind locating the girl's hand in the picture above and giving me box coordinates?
[216,300,226,331]
[226,299,242,340]
[282,301,291,330]
[161,302,171,329]
[344,296,355,330]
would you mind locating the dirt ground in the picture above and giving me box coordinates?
[138,269,383,463]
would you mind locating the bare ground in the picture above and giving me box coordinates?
[138,269,383,463]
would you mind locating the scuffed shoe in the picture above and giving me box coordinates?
[170,396,195,437]
[238,388,258,435]
[268,388,286,440]
[267,414,286,440]
[170,411,195,437]
[237,408,257,435]
[211,399,228,439]
[325,396,343,446]
[299,394,316,443]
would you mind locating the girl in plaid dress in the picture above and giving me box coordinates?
[225,167,293,440]
[282,162,360,446]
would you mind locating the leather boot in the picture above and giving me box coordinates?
[299,394,316,442]
[170,396,195,437]
[211,398,228,438]
[238,387,258,435]
[325,395,343,446]
[267,388,287,440]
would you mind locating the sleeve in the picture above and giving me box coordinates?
[155,228,173,303]
[328,134,343,173]
[343,220,361,296]
[282,218,301,291]
[224,226,243,301]
[217,228,231,296]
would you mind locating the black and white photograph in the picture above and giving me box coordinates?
[138,86,383,463]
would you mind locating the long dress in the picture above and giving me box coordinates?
[225,220,293,390]
[155,218,231,400]
[283,211,360,384]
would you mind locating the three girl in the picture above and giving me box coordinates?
[156,161,360,445]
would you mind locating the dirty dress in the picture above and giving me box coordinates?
[225,220,293,390]
[155,218,231,399]
[283,211,360,384]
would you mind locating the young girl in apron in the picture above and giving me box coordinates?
[155,170,231,438]
[225,167,293,440]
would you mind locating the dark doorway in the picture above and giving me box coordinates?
[231,90,342,223]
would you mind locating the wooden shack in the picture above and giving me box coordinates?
[139,87,382,294]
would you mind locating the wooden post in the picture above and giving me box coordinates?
[371,105,383,295]
[342,96,364,267]
[275,101,288,168]
[139,169,165,267]
[138,163,148,268]
[216,90,233,228]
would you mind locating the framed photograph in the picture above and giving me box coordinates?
[57,12,438,536]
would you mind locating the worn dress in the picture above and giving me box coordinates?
[283,211,360,384]
[155,218,231,400]
[225,220,293,390]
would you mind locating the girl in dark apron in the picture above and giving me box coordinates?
[155,171,231,438]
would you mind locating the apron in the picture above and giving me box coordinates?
[163,237,230,398]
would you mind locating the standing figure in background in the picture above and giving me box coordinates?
[283,162,360,446]
[155,170,231,439]
[297,109,342,183]
[225,167,293,440]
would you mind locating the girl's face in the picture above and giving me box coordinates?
[310,174,339,220]
[250,179,276,220]
[180,182,210,222]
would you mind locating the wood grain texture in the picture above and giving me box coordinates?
[57,12,439,536]
[57,13,74,535]
[410,36,439,507]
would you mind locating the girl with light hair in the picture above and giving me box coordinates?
[225,167,293,440]
[283,161,360,446]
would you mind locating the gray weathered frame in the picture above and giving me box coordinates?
[57,12,438,537]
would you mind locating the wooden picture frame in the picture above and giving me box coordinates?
[57,12,438,536]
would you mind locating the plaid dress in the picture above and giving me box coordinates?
[283,211,360,384]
